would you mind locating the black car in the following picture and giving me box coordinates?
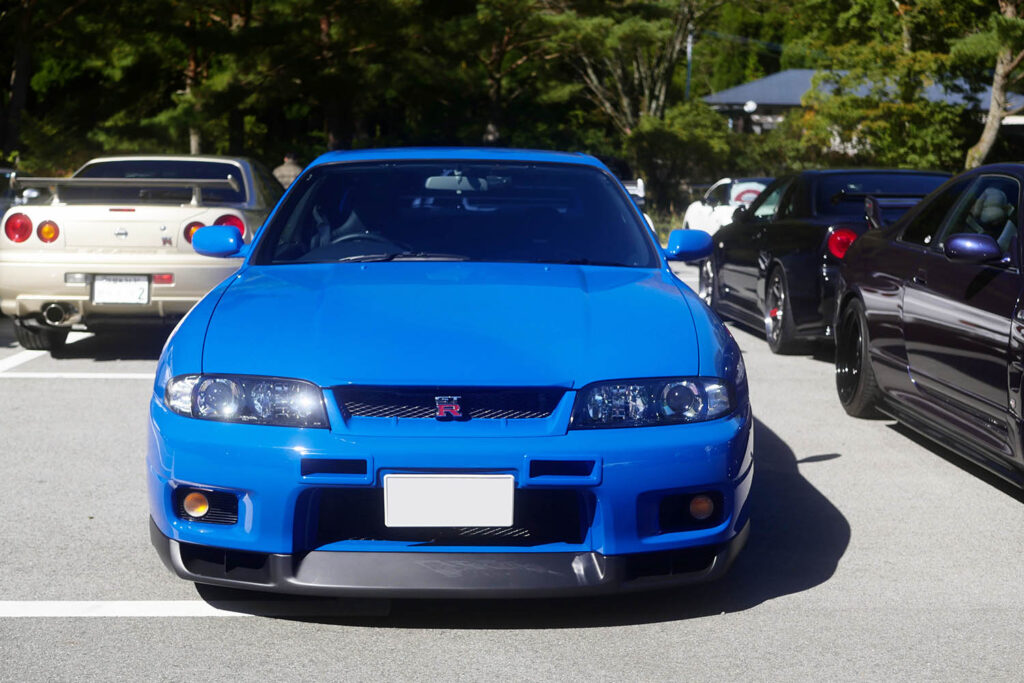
[699,169,950,353]
[835,164,1024,487]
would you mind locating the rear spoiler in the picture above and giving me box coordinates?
[863,194,927,230]
[10,173,240,206]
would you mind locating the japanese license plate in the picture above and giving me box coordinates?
[383,474,514,528]
[92,275,150,305]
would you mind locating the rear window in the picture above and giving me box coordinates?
[63,160,246,204]
[254,161,659,268]
[815,173,948,217]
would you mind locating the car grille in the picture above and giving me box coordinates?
[310,488,591,548]
[334,386,565,420]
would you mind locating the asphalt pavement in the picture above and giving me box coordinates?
[1,264,1022,681]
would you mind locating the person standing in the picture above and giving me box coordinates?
[273,152,303,187]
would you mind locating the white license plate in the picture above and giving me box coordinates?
[383,474,514,528]
[92,275,150,304]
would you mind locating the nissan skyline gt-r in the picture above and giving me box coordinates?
[0,156,282,351]
[148,147,753,598]
[699,169,949,354]
[835,164,1024,488]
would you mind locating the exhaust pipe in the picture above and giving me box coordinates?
[42,303,68,326]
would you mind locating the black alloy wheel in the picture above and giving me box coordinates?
[764,269,802,354]
[835,298,881,417]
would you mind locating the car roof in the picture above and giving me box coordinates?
[307,147,609,171]
[796,168,950,177]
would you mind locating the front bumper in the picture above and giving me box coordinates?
[148,391,754,597]
[151,517,749,598]
[0,250,240,322]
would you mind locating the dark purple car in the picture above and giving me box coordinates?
[835,164,1024,487]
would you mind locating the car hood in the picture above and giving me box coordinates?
[202,262,700,387]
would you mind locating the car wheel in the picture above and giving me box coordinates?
[697,256,718,308]
[835,298,881,417]
[13,319,68,352]
[764,268,803,354]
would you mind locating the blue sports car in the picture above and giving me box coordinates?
[148,148,753,597]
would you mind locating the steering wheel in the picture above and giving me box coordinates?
[330,232,412,252]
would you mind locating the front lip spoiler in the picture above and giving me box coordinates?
[151,518,749,598]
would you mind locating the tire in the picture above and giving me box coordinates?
[764,267,805,354]
[13,319,68,352]
[835,298,882,417]
[697,256,718,308]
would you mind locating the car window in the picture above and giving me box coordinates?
[706,183,730,207]
[934,175,1020,256]
[815,173,949,217]
[253,161,660,268]
[899,178,973,246]
[751,179,791,220]
[67,160,247,204]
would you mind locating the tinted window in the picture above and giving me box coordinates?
[815,173,948,217]
[706,183,730,206]
[935,175,1019,255]
[751,179,791,220]
[899,178,972,246]
[64,160,246,204]
[254,162,659,268]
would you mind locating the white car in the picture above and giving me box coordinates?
[0,155,282,351]
[682,177,772,235]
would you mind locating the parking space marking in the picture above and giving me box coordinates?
[0,350,47,373]
[0,332,93,375]
[0,601,248,618]
[0,372,153,379]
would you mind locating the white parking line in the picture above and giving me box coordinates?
[0,372,153,379]
[0,601,248,618]
[0,332,94,375]
[0,600,391,618]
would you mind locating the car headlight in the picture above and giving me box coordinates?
[165,374,329,428]
[569,377,733,429]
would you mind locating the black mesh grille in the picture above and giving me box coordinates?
[312,488,590,547]
[334,386,565,420]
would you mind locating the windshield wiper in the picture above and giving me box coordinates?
[526,257,631,267]
[333,251,470,263]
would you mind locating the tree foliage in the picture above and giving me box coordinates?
[0,0,1020,208]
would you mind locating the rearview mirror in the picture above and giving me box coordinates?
[943,233,1003,264]
[665,229,712,262]
[192,224,244,258]
[732,205,748,222]
[864,196,883,230]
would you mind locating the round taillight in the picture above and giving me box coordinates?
[184,221,204,244]
[828,228,858,260]
[37,220,60,243]
[4,213,32,243]
[214,214,245,241]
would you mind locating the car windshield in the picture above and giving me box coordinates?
[253,161,659,267]
[62,160,246,204]
[815,173,948,217]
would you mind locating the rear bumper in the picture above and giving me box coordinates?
[0,252,240,321]
[150,517,749,598]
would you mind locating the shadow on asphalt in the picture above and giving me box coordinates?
[195,418,851,626]
[51,328,170,361]
[887,422,1024,503]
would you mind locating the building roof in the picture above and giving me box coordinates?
[704,68,1024,112]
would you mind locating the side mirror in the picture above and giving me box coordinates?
[732,205,749,223]
[665,229,712,262]
[943,233,1003,264]
[864,196,883,230]
[192,224,244,258]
